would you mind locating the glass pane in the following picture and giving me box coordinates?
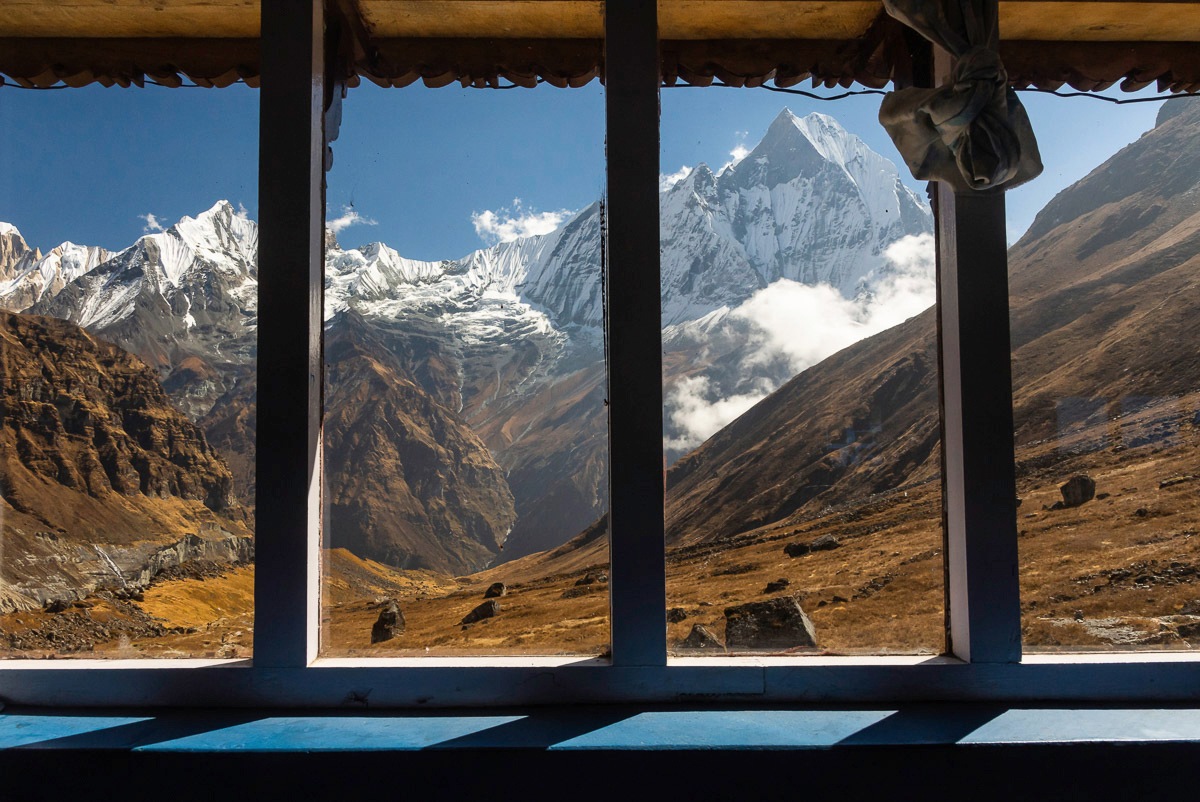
[1012,93,1200,652]
[661,88,943,655]
[320,79,609,656]
[0,83,259,658]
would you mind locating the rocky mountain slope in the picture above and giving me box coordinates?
[665,99,1200,546]
[324,313,516,573]
[0,310,250,613]
[0,108,931,572]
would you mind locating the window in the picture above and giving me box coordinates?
[2,0,1200,707]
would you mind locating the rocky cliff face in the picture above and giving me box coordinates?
[27,201,257,420]
[0,310,247,611]
[0,224,40,283]
[323,314,516,574]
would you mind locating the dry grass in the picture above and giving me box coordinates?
[6,398,1198,660]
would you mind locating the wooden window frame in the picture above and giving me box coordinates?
[1,0,1199,708]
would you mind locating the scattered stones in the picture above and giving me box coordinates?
[680,624,723,650]
[723,597,817,651]
[1059,475,1096,507]
[713,563,758,577]
[43,598,72,614]
[575,571,608,586]
[831,595,848,603]
[853,574,894,600]
[763,578,791,594]
[1159,475,1197,490]
[666,607,689,624]
[1095,492,1111,500]
[370,600,405,643]
[561,586,595,599]
[784,534,839,558]
[461,599,500,625]
[1135,507,1150,518]
[484,582,507,598]
[1182,600,1200,615]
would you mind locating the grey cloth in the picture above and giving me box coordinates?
[878,0,1042,193]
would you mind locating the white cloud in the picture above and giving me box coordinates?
[471,198,574,245]
[327,205,377,234]
[236,202,251,222]
[659,165,693,193]
[664,375,769,452]
[664,233,936,451]
[139,213,164,233]
[718,130,753,174]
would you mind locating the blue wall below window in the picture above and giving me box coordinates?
[3,704,1197,799]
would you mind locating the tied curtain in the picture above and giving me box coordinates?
[879,0,1043,192]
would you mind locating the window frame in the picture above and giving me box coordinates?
[2,0,1200,708]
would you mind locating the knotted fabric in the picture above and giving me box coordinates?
[879,0,1042,192]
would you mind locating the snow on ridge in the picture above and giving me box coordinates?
[0,221,20,237]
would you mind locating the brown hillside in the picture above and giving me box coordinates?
[324,313,516,574]
[0,311,250,614]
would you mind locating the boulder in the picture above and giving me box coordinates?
[666,607,688,623]
[1060,475,1096,507]
[461,599,500,625]
[484,582,507,598]
[810,534,840,552]
[681,624,723,650]
[763,578,791,594]
[724,596,817,651]
[575,571,609,586]
[370,600,405,643]
[784,542,810,558]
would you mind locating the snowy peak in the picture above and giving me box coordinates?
[785,110,857,169]
[0,222,38,283]
[0,236,109,311]
[169,199,258,275]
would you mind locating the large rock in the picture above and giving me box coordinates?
[680,623,723,651]
[461,599,500,625]
[1060,475,1096,507]
[484,582,507,598]
[370,600,405,643]
[724,597,818,651]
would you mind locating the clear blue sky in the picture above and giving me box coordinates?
[0,79,1174,259]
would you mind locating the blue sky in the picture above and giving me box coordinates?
[0,79,1172,259]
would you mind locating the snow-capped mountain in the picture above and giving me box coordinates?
[658,109,929,324]
[0,228,111,313]
[20,200,259,419]
[0,108,933,567]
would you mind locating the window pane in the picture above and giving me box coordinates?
[660,89,944,655]
[0,83,259,659]
[1012,94,1200,652]
[320,80,609,656]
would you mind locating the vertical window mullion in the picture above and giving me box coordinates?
[604,0,667,667]
[253,0,326,668]
[935,42,1022,662]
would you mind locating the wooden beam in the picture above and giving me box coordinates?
[935,41,1023,662]
[605,0,667,668]
[937,182,1023,663]
[0,1,260,38]
[253,0,326,668]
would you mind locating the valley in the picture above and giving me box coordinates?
[3,101,1199,659]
